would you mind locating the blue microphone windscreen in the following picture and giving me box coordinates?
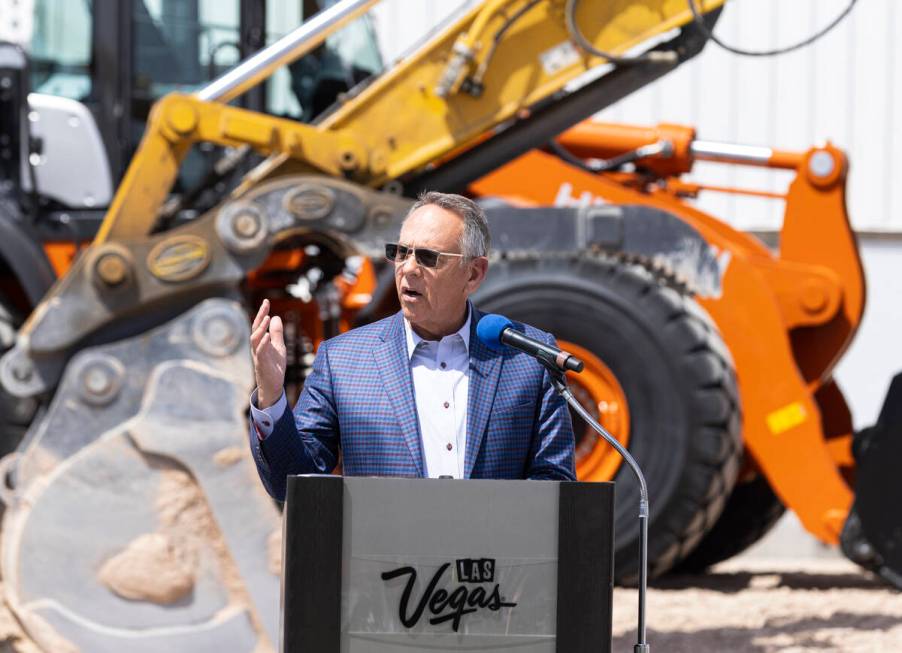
[476,313,513,351]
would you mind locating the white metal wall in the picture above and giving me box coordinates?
[370,0,901,232]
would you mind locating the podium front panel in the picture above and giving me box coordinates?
[282,477,613,653]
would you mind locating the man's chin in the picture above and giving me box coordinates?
[399,304,419,321]
[400,305,435,335]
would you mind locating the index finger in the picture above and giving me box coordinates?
[251,299,270,332]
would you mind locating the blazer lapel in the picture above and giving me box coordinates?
[374,313,425,476]
[465,309,503,478]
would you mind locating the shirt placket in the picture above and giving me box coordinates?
[436,338,458,476]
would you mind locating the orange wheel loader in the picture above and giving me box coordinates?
[468,119,901,585]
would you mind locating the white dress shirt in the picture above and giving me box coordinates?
[250,309,472,478]
[404,309,471,478]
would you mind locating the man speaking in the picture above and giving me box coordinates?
[248,192,575,500]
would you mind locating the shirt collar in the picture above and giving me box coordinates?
[404,304,472,361]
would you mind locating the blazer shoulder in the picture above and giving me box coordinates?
[503,318,555,346]
[504,321,555,374]
[470,306,553,348]
[321,313,398,355]
[519,321,553,344]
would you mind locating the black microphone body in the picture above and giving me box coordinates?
[499,328,584,373]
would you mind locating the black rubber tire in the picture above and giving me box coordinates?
[674,473,785,572]
[473,256,742,582]
[0,296,37,457]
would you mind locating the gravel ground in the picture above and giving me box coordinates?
[0,543,899,651]
[613,557,902,652]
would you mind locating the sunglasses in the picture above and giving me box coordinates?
[385,243,466,269]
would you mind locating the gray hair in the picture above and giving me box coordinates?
[406,191,491,259]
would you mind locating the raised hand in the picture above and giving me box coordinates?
[250,299,287,409]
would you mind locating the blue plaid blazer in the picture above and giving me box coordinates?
[249,306,575,501]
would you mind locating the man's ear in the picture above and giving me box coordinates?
[466,257,489,293]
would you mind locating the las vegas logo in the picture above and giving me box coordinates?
[381,558,518,632]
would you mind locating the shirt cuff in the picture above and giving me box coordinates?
[250,388,287,440]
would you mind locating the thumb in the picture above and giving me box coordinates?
[270,315,286,350]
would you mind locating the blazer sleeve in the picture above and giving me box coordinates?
[524,333,577,481]
[248,341,341,501]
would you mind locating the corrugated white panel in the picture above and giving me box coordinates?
[370,0,476,65]
[369,0,898,232]
[834,237,902,429]
[681,5,739,226]
[592,0,872,232]
[731,0,778,229]
[892,3,902,228]
[849,0,891,230]
[606,0,898,232]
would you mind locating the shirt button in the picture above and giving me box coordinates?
[443,401,449,409]
[440,361,447,369]
[446,443,453,451]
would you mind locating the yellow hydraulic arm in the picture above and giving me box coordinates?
[6,0,725,397]
[97,0,725,243]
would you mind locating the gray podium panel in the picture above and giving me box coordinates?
[282,476,613,653]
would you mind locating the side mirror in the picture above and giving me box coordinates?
[21,93,113,209]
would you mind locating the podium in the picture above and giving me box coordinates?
[281,476,614,652]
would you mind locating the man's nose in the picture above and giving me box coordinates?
[399,251,422,275]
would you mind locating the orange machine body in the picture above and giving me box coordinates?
[471,120,865,545]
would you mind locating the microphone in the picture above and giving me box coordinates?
[476,314,584,373]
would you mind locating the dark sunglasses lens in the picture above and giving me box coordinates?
[415,248,440,268]
[385,243,399,260]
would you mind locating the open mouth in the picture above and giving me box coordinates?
[401,288,422,300]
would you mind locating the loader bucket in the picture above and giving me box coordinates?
[0,300,281,652]
[841,372,902,588]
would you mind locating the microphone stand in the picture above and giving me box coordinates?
[540,359,650,653]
